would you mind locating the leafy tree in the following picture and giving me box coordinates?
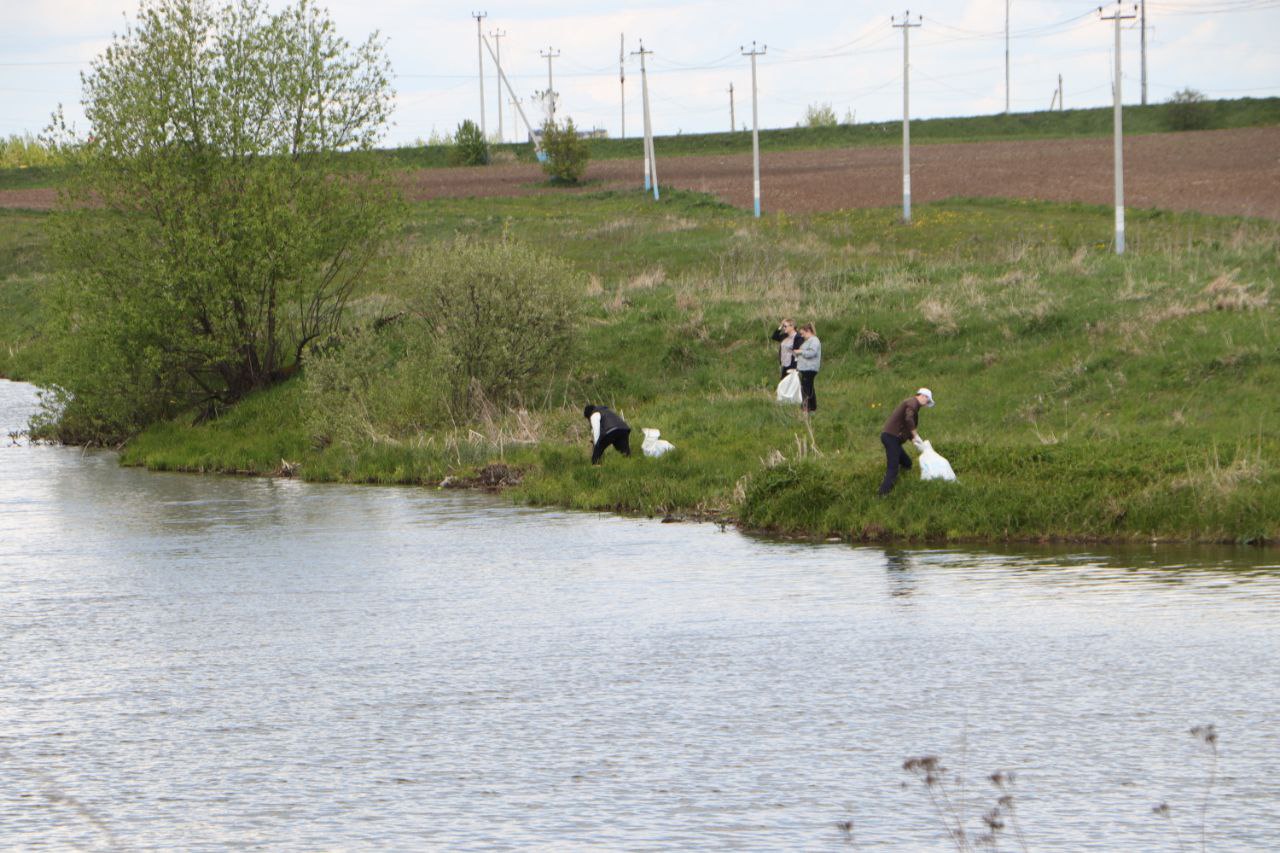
[1166,88,1211,131]
[449,119,489,165]
[39,0,398,444]
[539,117,590,184]
[802,102,838,128]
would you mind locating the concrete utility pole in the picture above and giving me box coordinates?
[728,82,735,133]
[632,41,658,199]
[1058,73,1064,111]
[1101,4,1136,255]
[540,46,560,122]
[1140,0,1148,105]
[482,35,541,151]
[472,12,487,138]
[1005,0,1011,114]
[741,41,766,218]
[510,94,521,140]
[892,11,921,224]
[619,34,626,140]
[490,28,505,142]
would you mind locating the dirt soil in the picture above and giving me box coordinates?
[4,126,1278,220]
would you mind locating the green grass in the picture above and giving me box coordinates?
[6,96,1278,190]
[101,191,1280,545]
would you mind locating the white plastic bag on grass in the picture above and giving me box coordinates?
[776,370,802,405]
[917,440,957,482]
[641,428,676,457]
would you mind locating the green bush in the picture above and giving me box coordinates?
[1166,88,1211,131]
[801,102,838,128]
[449,119,489,166]
[305,238,584,446]
[540,117,591,183]
[406,238,583,411]
[304,320,457,447]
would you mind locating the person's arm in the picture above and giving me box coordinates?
[590,412,601,444]
[771,327,786,342]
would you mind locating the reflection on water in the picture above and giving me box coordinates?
[3,380,1279,850]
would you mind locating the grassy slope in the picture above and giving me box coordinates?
[4,97,1278,190]
[112,192,1280,544]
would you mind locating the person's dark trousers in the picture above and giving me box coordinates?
[878,432,912,495]
[799,370,818,412]
[591,429,632,465]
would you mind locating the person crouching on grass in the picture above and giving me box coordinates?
[795,323,821,413]
[584,405,632,465]
[878,388,934,496]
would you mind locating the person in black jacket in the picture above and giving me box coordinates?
[583,405,632,464]
[770,318,800,379]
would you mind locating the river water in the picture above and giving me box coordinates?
[1,379,1278,850]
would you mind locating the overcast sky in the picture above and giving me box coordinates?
[3,0,1278,146]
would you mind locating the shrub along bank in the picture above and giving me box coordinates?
[6,193,1278,544]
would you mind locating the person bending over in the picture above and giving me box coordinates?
[878,388,934,496]
[584,405,632,465]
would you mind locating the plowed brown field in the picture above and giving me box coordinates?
[4,126,1278,220]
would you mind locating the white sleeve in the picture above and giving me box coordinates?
[590,412,601,443]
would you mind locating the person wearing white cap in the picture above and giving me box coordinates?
[878,388,935,496]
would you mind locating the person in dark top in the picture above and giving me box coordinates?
[878,388,934,496]
[770,318,800,379]
[583,405,632,465]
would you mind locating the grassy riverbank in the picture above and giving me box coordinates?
[3,97,1277,190]
[77,192,1275,545]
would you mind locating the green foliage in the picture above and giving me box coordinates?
[449,119,489,166]
[39,0,398,444]
[1167,88,1211,131]
[540,117,591,183]
[303,238,584,448]
[0,134,68,169]
[304,320,457,447]
[404,238,584,410]
[801,102,839,128]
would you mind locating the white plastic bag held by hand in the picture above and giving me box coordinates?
[776,370,802,405]
[918,440,957,482]
[641,428,676,458]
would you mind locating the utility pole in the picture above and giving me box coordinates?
[1140,0,1148,105]
[892,11,921,224]
[1101,4,1136,255]
[540,46,560,122]
[510,94,521,141]
[490,28,505,142]
[1058,73,1064,111]
[1005,0,1011,114]
[472,12,487,138]
[728,82,735,133]
[741,41,766,218]
[619,34,625,140]
[632,41,658,199]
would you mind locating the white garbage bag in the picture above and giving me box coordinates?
[917,440,957,482]
[641,428,676,458]
[776,370,802,405]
